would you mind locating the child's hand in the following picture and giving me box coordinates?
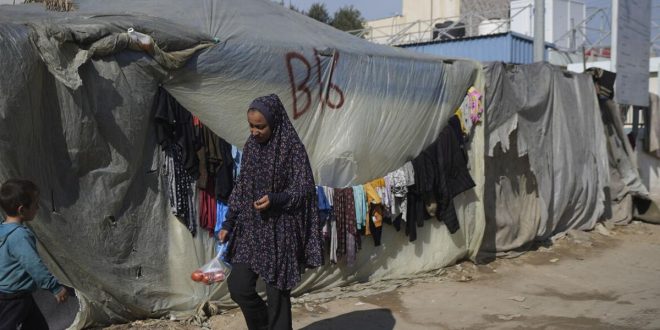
[54,287,69,303]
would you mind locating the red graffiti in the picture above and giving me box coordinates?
[324,52,344,110]
[286,49,345,119]
[285,52,312,120]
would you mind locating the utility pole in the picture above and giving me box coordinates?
[430,0,434,22]
[534,0,545,62]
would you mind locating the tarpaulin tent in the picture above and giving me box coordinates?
[479,62,650,257]
[481,62,609,255]
[0,0,485,327]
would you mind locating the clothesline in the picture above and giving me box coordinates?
[154,86,484,265]
[314,86,484,265]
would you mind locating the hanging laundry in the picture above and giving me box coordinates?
[407,146,436,242]
[458,94,473,134]
[454,109,467,135]
[376,182,391,211]
[197,125,224,181]
[403,161,415,184]
[330,216,338,264]
[162,144,197,235]
[322,186,337,262]
[196,147,209,189]
[198,176,217,235]
[231,146,242,179]
[364,178,387,246]
[382,175,396,229]
[192,117,209,189]
[458,87,484,135]
[386,161,415,225]
[154,88,201,179]
[190,119,235,233]
[333,188,360,266]
[436,116,475,232]
[467,87,484,124]
[317,186,332,229]
[406,115,476,239]
[352,185,367,232]
[154,88,203,235]
[213,137,234,204]
[195,122,234,202]
[323,186,334,207]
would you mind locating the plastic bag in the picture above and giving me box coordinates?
[127,27,154,53]
[190,250,231,285]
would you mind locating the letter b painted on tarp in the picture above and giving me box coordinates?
[286,52,312,119]
[285,51,345,120]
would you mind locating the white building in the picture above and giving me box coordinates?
[510,0,586,50]
[363,0,586,49]
[363,0,463,45]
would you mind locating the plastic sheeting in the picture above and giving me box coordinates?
[635,147,660,223]
[2,0,481,187]
[645,94,660,156]
[480,62,610,255]
[599,99,648,225]
[0,1,485,327]
[635,94,660,223]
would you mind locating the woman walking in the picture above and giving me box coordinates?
[218,94,323,330]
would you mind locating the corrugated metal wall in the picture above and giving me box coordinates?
[400,32,548,64]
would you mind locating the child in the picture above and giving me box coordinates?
[0,179,68,330]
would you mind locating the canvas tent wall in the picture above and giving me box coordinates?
[635,93,660,223]
[481,62,608,255]
[480,62,650,256]
[0,0,485,328]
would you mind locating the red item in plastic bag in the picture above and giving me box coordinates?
[191,254,231,284]
[191,270,204,282]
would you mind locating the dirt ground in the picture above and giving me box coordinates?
[105,221,660,330]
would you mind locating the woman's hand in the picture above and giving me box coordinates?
[254,195,271,211]
[218,229,229,243]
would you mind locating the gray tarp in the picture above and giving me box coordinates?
[635,146,660,223]
[2,0,482,187]
[0,1,485,328]
[599,99,649,225]
[645,93,660,157]
[480,62,610,255]
[635,94,660,223]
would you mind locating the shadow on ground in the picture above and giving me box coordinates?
[300,308,395,330]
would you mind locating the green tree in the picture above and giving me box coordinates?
[307,3,331,24]
[331,5,365,34]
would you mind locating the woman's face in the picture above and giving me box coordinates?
[247,110,272,143]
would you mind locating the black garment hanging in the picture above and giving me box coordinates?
[406,115,476,238]
[154,87,201,179]
[214,136,235,203]
[433,115,475,233]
